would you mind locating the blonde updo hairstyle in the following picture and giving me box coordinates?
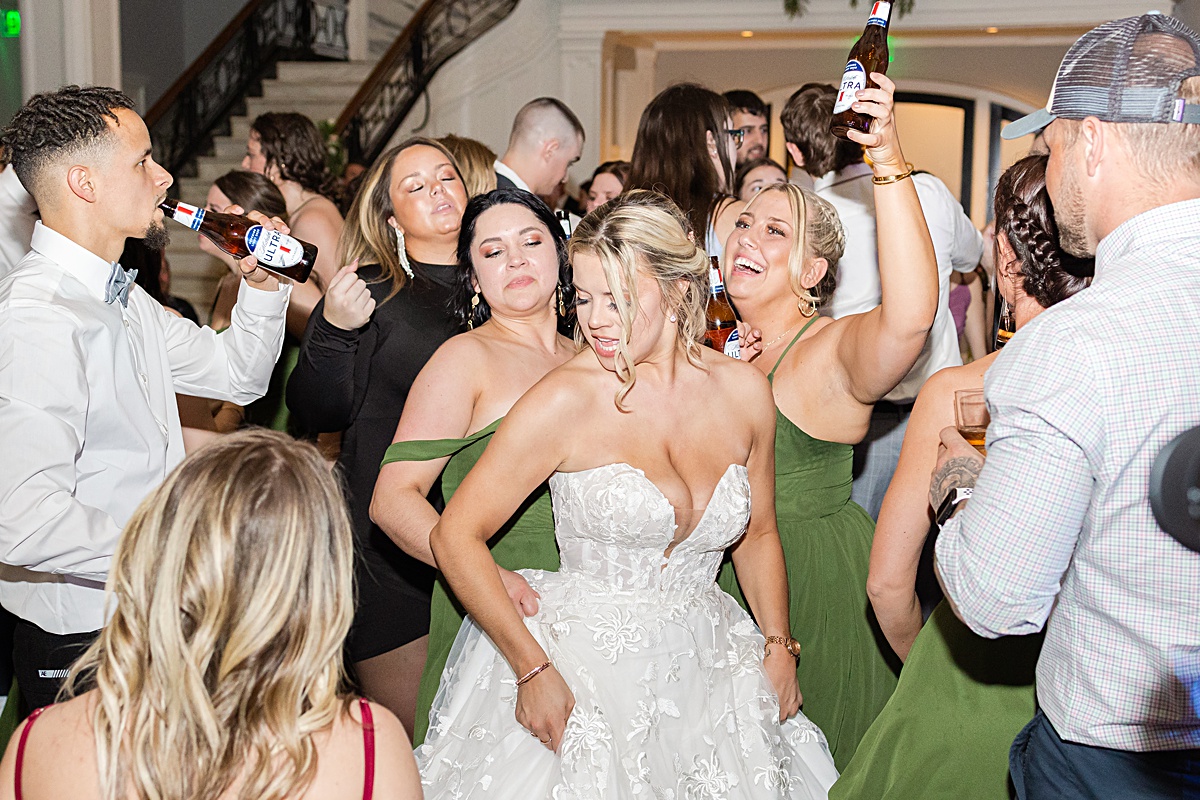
[569,190,709,410]
[64,429,355,800]
[755,182,845,315]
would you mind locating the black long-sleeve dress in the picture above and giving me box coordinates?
[287,259,461,661]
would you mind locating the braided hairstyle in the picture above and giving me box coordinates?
[992,154,1093,308]
[2,85,135,204]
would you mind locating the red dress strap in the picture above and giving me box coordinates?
[14,706,46,800]
[359,698,375,800]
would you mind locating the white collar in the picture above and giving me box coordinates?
[813,162,873,191]
[29,221,117,302]
[0,166,33,210]
[494,160,532,192]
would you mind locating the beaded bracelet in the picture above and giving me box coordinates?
[872,162,915,185]
[516,660,553,686]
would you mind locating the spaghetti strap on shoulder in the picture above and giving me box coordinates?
[359,698,375,800]
[14,706,45,800]
[767,316,821,382]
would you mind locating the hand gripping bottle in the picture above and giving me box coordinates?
[830,1,892,141]
[160,198,317,282]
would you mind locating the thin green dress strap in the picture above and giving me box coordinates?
[381,418,502,466]
[767,316,820,383]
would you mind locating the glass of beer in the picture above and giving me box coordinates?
[955,389,989,455]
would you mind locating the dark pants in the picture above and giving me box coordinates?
[1011,710,1200,800]
[12,620,98,716]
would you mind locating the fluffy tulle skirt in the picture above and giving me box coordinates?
[416,569,838,799]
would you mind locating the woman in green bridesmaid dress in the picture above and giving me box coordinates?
[719,73,939,770]
[834,154,1092,799]
[371,189,574,744]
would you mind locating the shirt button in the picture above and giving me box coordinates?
[139,373,147,384]
[123,320,130,329]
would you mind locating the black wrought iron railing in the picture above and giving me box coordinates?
[146,0,349,177]
[336,0,519,165]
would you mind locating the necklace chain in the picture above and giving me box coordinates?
[761,324,798,350]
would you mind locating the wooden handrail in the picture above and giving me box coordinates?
[333,1,434,134]
[145,0,268,127]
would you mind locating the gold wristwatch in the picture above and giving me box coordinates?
[765,635,802,660]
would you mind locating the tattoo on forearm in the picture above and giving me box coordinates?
[930,456,983,509]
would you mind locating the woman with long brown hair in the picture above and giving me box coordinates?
[287,136,468,736]
[626,83,744,258]
[0,430,420,800]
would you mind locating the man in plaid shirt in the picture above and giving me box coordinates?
[931,14,1200,799]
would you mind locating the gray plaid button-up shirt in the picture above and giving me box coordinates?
[936,199,1200,752]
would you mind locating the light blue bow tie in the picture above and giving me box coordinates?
[104,262,137,308]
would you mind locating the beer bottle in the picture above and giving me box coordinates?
[159,198,317,283]
[705,256,740,358]
[555,209,572,238]
[830,1,892,141]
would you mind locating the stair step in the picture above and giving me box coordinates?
[211,136,248,160]
[261,80,363,103]
[176,177,215,202]
[275,60,375,84]
[194,156,255,184]
[243,98,343,126]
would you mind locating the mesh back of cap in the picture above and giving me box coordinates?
[1050,14,1200,124]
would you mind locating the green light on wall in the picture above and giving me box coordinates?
[1,11,19,39]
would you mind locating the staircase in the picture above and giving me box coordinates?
[156,0,523,319]
[167,60,375,315]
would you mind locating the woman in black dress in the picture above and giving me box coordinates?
[287,137,467,736]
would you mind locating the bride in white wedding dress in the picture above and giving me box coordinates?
[416,191,839,798]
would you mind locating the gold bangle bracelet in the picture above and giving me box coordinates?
[872,163,914,185]
[516,660,553,686]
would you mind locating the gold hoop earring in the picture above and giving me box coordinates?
[798,291,818,318]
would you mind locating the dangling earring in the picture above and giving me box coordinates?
[468,290,480,329]
[394,227,413,279]
[556,284,567,317]
[797,290,818,318]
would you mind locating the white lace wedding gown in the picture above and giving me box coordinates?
[416,463,839,798]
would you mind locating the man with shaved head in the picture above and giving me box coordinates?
[494,97,585,196]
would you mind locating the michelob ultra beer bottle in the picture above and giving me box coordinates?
[830,1,892,140]
[705,256,740,358]
[159,198,317,283]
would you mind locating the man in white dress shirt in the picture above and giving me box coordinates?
[0,158,36,277]
[0,85,290,711]
[782,83,984,519]
[494,97,584,197]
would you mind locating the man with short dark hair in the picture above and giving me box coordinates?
[782,82,983,519]
[0,85,290,711]
[724,89,770,166]
[932,14,1200,798]
[495,97,585,196]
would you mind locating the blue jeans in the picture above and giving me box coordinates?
[1010,710,1200,800]
[850,401,912,520]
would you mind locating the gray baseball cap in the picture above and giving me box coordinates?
[1003,13,1200,140]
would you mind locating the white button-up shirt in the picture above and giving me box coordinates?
[0,166,36,278]
[0,221,290,634]
[937,199,1200,751]
[815,163,984,402]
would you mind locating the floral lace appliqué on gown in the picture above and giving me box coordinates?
[416,463,839,799]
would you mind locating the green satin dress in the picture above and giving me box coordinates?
[718,320,899,771]
[830,602,1041,799]
[380,419,559,746]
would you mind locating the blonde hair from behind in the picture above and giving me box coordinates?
[64,429,355,800]
[568,190,709,410]
[439,134,498,198]
[755,182,844,312]
[338,136,464,302]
